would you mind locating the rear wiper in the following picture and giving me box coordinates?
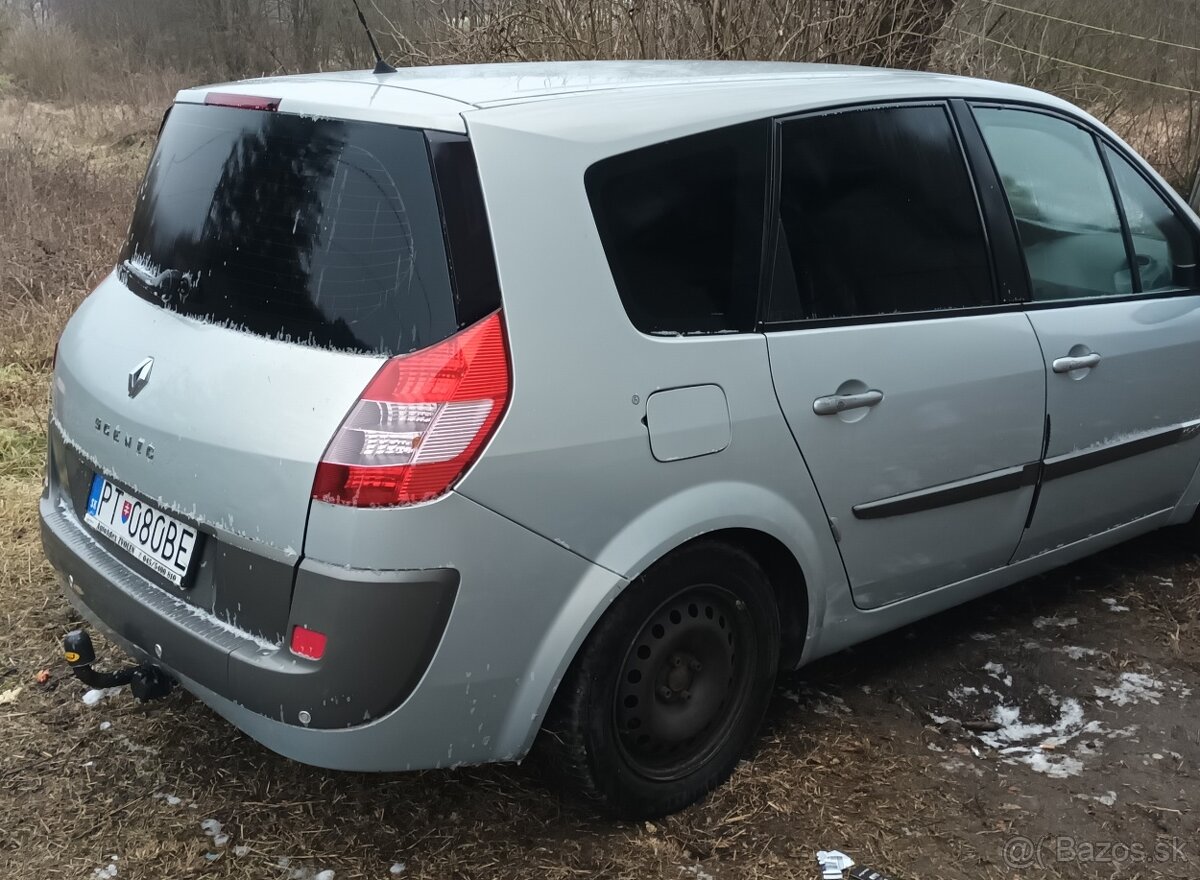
[121,258,182,289]
[119,259,198,303]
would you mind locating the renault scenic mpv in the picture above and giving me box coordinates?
[41,61,1200,818]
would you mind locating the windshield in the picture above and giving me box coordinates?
[119,103,458,356]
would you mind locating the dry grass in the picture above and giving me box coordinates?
[0,93,152,485]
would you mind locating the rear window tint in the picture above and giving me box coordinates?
[585,122,769,334]
[120,103,461,356]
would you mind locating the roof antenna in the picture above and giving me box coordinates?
[350,0,396,74]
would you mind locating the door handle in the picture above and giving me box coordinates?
[1052,352,1102,373]
[813,390,884,416]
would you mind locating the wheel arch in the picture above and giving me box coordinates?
[680,528,810,669]
[516,526,814,757]
[498,486,840,761]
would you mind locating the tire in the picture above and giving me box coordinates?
[539,540,780,819]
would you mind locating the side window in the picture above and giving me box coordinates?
[975,108,1132,301]
[585,122,768,334]
[1104,144,1200,293]
[769,104,993,322]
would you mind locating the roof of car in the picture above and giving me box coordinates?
[180,60,1066,137]
[245,60,926,106]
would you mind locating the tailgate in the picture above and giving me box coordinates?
[52,274,382,561]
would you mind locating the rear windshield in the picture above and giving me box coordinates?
[119,103,459,356]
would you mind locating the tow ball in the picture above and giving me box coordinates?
[62,629,174,702]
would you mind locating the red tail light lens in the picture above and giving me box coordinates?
[312,312,510,507]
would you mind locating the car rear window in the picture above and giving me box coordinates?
[119,103,474,356]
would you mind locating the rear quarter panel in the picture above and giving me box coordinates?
[453,107,850,665]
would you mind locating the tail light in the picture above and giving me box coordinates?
[311,312,510,507]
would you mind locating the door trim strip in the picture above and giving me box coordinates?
[1041,419,1200,482]
[852,462,1040,520]
[854,418,1200,521]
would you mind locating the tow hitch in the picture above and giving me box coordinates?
[62,629,174,701]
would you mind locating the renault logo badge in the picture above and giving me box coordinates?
[128,356,154,398]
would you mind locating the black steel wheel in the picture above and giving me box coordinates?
[539,541,781,819]
[614,585,754,781]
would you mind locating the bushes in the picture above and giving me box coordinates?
[0,132,139,365]
[1,23,93,102]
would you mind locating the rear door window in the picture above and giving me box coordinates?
[974,107,1133,301]
[121,103,460,356]
[585,121,769,334]
[769,104,994,322]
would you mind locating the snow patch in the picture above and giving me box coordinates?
[201,818,229,847]
[1033,616,1078,629]
[977,698,1095,778]
[947,685,979,703]
[82,687,123,707]
[938,663,1138,779]
[983,662,1012,687]
[938,757,983,776]
[275,858,336,880]
[1021,750,1084,779]
[1095,672,1164,707]
[1102,597,1131,612]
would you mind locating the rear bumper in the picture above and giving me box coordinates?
[41,465,626,771]
[42,495,458,730]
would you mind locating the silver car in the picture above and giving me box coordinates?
[40,61,1200,818]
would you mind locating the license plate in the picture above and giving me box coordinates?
[84,474,198,586]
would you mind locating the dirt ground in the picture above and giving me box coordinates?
[1,93,1198,880]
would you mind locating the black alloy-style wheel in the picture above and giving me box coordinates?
[540,541,781,819]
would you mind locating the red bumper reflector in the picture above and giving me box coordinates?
[290,626,327,660]
[204,92,281,112]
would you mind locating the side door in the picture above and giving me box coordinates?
[764,103,1047,610]
[970,105,1200,560]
